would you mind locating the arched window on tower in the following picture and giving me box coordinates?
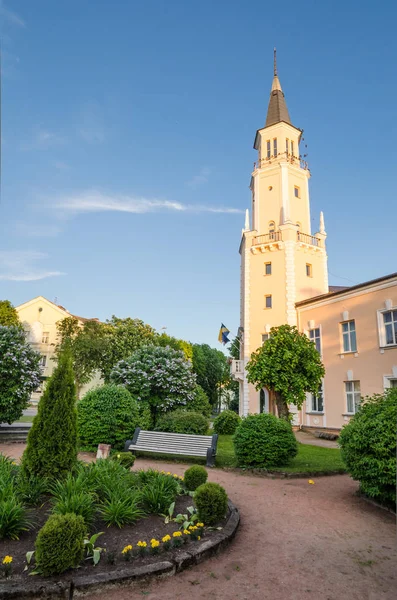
[269,221,276,240]
[296,221,302,231]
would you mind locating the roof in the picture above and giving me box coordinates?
[328,285,350,293]
[16,295,99,322]
[296,272,397,307]
[264,49,292,128]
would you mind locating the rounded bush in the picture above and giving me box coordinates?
[183,465,208,491]
[111,452,136,469]
[187,386,212,417]
[77,385,140,450]
[339,389,397,506]
[213,410,241,435]
[194,482,228,526]
[233,413,298,468]
[155,410,209,436]
[35,513,86,576]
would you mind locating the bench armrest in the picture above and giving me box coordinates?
[206,433,218,467]
[124,427,141,452]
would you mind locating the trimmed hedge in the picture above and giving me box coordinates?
[155,409,209,436]
[35,513,86,576]
[187,386,212,417]
[233,413,298,468]
[213,410,241,435]
[183,465,208,491]
[77,385,140,451]
[194,482,228,526]
[339,389,397,506]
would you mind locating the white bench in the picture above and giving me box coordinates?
[125,428,218,467]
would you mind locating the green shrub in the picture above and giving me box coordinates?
[339,389,397,506]
[187,386,212,417]
[183,465,208,491]
[111,451,136,469]
[35,513,86,576]
[99,490,144,528]
[16,474,48,506]
[21,351,78,480]
[213,410,241,435]
[140,475,179,514]
[77,384,140,451]
[233,413,298,468]
[194,482,228,526]
[155,410,209,436]
[0,495,33,540]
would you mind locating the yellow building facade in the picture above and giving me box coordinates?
[233,53,397,431]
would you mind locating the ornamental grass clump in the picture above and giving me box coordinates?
[140,473,179,514]
[183,465,208,491]
[213,410,241,435]
[194,482,228,526]
[233,413,298,468]
[35,513,86,576]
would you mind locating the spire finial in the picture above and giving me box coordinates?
[319,211,326,234]
[244,208,250,231]
[273,47,277,77]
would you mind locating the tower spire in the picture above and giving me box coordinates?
[273,47,277,77]
[265,50,292,127]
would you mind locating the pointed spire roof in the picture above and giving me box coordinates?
[265,49,292,128]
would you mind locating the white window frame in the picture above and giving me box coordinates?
[345,380,361,414]
[42,332,49,344]
[265,262,272,276]
[311,381,324,413]
[383,375,397,389]
[341,320,357,353]
[40,355,47,368]
[273,138,277,157]
[261,333,270,343]
[291,140,294,157]
[266,140,271,159]
[309,327,321,354]
[377,307,397,348]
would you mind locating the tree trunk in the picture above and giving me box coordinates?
[275,392,290,421]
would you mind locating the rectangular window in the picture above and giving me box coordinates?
[42,332,49,344]
[383,310,397,346]
[294,186,300,198]
[262,334,269,343]
[291,141,294,157]
[306,263,312,277]
[40,355,47,367]
[311,383,324,412]
[273,138,277,157]
[390,379,397,388]
[285,138,289,155]
[345,381,361,414]
[309,328,321,354]
[342,320,357,352]
[266,140,271,159]
[265,262,272,275]
[265,295,272,309]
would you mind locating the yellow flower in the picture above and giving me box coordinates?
[183,529,191,535]
[122,545,132,554]
[308,480,315,485]
[179,476,184,480]
[166,472,171,475]
[117,454,121,459]
[162,535,171,543]
[197,536,201,540]
[2,556,12,565]
[196,522,204,528]
[137,541,147,548]
[150,539,160,548]
[160,470,165,474]
[172,531,182,537]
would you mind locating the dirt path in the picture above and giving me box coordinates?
[1,446,395,600]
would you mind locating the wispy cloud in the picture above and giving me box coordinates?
[187,167,211,188]
[21,127,65,151]
[0,251,64,281]
[53,190,243,216]
[0,1,26,28]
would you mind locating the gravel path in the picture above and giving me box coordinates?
[1,446,395,599]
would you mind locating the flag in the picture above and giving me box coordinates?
[218,323,230,345]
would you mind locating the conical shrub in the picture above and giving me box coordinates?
[21,351,78,480]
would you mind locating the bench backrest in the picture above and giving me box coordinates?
[135,430,213,456]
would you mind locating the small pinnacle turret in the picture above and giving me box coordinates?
[265,48,292,127]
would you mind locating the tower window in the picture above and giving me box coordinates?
[266,140,271,159]
[262,334,270,343]
[294,186,300,198]
[273,138,277,157]
[265,295,272,309]
[268,221,275,233]
[342,320,357,353]
[306,263,312,277]
[291,141,294,157]
[265,262,272,275]
[286,138,289,155]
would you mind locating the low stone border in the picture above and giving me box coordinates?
[0,500,240,599]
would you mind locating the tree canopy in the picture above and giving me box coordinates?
[191,344,229,408]
[246,324,325,420]
[0,300,20,327]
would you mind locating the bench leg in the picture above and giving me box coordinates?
[206,448,215,468]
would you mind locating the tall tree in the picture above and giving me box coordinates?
[21,350,78,480]
[155,332,193,361]
[0,300,20,327]
[191,344,229,408]
[246,324,325,420]
[0,326,41,424]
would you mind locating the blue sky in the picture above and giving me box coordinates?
[1,0,396,346]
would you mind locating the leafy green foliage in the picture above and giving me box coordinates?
[191,344,229,408]
[194,482,228,526]
[141,474,179,514]
[111,345,197,425]
[21,351,78,481]
[111,451,136,469]
[77,384,140,450]
[0,496,33,540]
[213,410,241,435]
[155,333,193,361]
[183,465,208,491]
[246,324,325,420]
[99,490,144,528]
[84,532,105,565]
[35,513,86,576]
[339,389,397,506]
[0,300,20,327]
[187,385,212,417]
[155,409,209,435]
[16,474,48,506]
[0,325,41,424]
[234,413,298,468]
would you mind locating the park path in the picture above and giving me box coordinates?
[0,444,395,600]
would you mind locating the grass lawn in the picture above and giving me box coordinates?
[16,415,35,423]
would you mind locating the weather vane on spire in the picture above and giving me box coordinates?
[273,47,277,77]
